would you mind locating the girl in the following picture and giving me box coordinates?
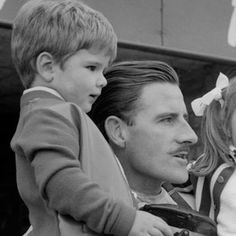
[189,73,236,236]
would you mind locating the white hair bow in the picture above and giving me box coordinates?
[191,73,229,117]
[228,0,236,47]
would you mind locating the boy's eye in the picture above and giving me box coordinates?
[86,65,97,71]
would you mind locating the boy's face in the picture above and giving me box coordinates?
[53,49,110,113]
[123,83,198,189]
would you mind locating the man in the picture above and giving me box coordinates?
[89,60,198,210]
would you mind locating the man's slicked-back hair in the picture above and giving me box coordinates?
[11,0,117,88]
[89,60,179,140]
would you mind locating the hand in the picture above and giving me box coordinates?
[174,230,189,236]
[128,210,173,236]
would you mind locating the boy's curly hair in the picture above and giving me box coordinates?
[11,0,117,88]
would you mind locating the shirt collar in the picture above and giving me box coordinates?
[23,86,65,101]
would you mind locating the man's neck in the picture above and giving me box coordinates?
[131,188,163,204]
[127,176,163,196]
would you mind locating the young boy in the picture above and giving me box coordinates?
[10,0,172,236]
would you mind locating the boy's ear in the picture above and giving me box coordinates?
[36,52,55,82]
[105,116,127,148]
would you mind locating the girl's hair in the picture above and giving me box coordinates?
[11,0,117,88]
[89,60,179,140]
[191,79,236,176]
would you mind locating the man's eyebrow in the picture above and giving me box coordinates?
[155,112,178,119]
[156,112,189,119]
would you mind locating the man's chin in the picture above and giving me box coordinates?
[167,173,189,185]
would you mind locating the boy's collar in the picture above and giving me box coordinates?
[23,86,65,101]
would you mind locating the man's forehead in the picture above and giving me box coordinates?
[141,83,183,102]
[138,83,187,114]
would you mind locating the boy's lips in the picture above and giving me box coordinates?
[89,93,100,102]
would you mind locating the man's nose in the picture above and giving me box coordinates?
[178,121,198,145]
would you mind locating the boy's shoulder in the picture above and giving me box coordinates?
[21,90,87,128]
[49,102,84,124]
[22,89,83,116]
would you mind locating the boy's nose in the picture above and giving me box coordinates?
[97,73,107,88]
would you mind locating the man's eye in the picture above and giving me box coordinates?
[87,65,96,71]
[161,117,174,124]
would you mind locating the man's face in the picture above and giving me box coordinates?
[123,83,198,189]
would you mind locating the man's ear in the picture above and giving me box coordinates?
[36,52,55,83]
[105,116,127,148]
